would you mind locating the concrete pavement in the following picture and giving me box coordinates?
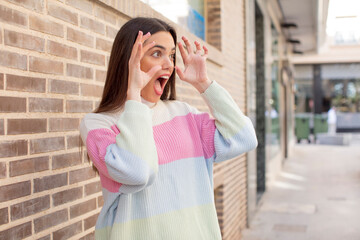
[242,134,360,240]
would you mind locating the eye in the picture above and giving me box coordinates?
[169,53,175,61]
[151,51,161,58]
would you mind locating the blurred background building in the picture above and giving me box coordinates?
[293,0,360,133]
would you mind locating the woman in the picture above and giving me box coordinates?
[80,17,257,240]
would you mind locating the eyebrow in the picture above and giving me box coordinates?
[150,45,176,51]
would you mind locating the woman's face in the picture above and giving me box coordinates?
[140,31,176,103]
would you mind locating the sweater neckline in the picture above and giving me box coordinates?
[141,97,158,109]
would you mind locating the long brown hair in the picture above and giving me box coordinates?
[95,17,177,113]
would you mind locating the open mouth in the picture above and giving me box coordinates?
[154,75,169,95]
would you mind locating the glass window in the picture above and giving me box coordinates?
[141,0,205,39]
[322,78,360,112]
[266,24,281,158]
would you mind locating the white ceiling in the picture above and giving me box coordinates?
[278,0,328,54]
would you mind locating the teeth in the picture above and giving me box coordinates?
[159,76,169,80]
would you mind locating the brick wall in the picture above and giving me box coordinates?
[0,0,249,239]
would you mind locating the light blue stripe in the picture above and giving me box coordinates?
[96,156,215,229]
[105,144,156,192]
[214,120,258,162]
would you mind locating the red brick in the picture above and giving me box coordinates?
[67,134,83,149]
[95,6,116,25]
[0,162,5,178]
[48,2,78,25]
[47,41,77,60]
[11,195,50,220]
[10,156,49,177]
[4,30,45,52]
[0,96,26,113]
[30,136,65,154]
[85,181,101,196]
[67,63,93,79]
[70,198,96,219]
[6,74,46,92]
[38,235,50,240]
[52,187,82,206]
[96,37,113,52]
[81,50,105,66]
[53,221,82,240]
[0,140,27,158]
[70,167,96,184]
[0,222,32,240]
[81,83,103,98]
[49,79,79,95]
[0,5,27,27]
[79,232,95,240]
[0,207,8,225]
[67,27,94,47]
[66,0,92,14]
[0,27,2,44]
[84,212,99,230]
[29,15,64,37]
[6,0,44,12]
[52,152,82,170]
[29,98,63,112]
[96,69,107,82]
[0,119,3,135]
[0,50,27,70]
[80,16,105,35]
[0,73,3,89]
[33,173,68,193]
[66,100,93,113]
[8,118,47,135]
[106,25,118,39]
[0,181,31,202]
[29,56,63,75]
[49,118,80,132]
[34,209,68,233]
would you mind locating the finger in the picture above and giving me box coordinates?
[133,42,142,63]
[175,66,185,81]
[141,32,151,44]
[203,45,208,58]
[194,41,202,53]
[178,42,188,65]
[130,31,143,62]
[182,36,193,54]
[146,65,162,79]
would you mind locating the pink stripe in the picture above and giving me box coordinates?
[99,173,122,193]
[86,127,122,192]
[153,113,215,165]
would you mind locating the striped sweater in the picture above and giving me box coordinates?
[80,81,258,240]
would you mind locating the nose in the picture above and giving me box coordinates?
[162,55,174,71]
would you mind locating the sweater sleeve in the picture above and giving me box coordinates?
[80,100,158,194]
[199,81,258,162]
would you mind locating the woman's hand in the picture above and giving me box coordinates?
[127,31,161,101]
[175,36,212,93]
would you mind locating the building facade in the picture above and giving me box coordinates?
[245,0,297,223]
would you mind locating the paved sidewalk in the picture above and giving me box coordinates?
[242,134,360,240]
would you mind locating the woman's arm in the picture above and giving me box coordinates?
[176,36,257,162]
[200,81,258,162]
[80,31,161,194]
[81,101,158,194]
